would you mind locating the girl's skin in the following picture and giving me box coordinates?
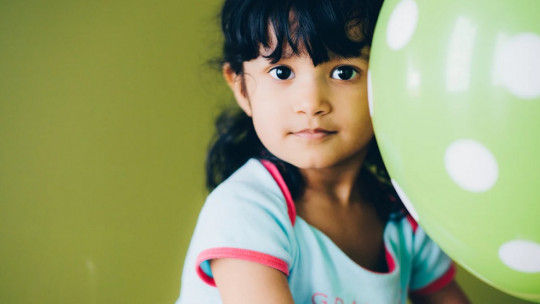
[211,37,470,304]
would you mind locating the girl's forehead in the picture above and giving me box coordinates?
[258,42,370,62]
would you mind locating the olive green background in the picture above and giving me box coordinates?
[0,0,533,303]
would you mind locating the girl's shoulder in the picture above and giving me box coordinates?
[187,159,298,291]
[204,158,296,227]
[385,212,427,248]
[385,212,449,260]
[208,158,281,202]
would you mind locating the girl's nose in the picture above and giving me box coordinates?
[292,78,331,116]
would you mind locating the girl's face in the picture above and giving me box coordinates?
[225,45,374,171]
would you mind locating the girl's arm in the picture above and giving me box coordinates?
[409,280,470,304]
[211,258,295,304]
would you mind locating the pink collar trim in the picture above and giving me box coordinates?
[260,159,297,226]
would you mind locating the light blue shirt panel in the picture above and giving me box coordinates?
[176,159,453,304]
[194,159,296,275]
[289,217,404,304]
[410,227,453,290]
[177,159,296,304]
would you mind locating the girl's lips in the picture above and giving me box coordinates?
[293,128,337,139]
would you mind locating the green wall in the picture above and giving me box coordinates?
[0,0,533,303]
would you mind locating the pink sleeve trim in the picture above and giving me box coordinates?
[195,247,290,287]
[410,263,457,295]
[260,159,297,226]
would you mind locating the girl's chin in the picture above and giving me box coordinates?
[284,157,339,170]
[281,151,369,171]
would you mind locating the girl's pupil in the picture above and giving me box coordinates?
[337,67,354,80]
[276,67,291,79]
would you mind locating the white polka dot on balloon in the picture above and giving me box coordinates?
[368,69,374,117]
[499,240,540,273]
[497,33,540,99]
[386,0,419,50]
[444,139,499,192]
[391,179,419,221]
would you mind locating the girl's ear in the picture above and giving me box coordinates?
[222,63,252,117]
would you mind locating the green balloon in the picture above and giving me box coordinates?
[370,0,540,302]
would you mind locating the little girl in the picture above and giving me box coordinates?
[177,0,469,303]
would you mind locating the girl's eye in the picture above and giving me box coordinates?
[269,66,294,80]
[331,66,358,80]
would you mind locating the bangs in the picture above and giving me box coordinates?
[221,0,382,72]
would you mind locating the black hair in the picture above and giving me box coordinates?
[206,0,404,222]
[221,0,382,73]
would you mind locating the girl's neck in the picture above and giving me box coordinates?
[298,151,367,207]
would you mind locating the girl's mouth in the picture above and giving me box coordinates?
[293,128,337,139]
